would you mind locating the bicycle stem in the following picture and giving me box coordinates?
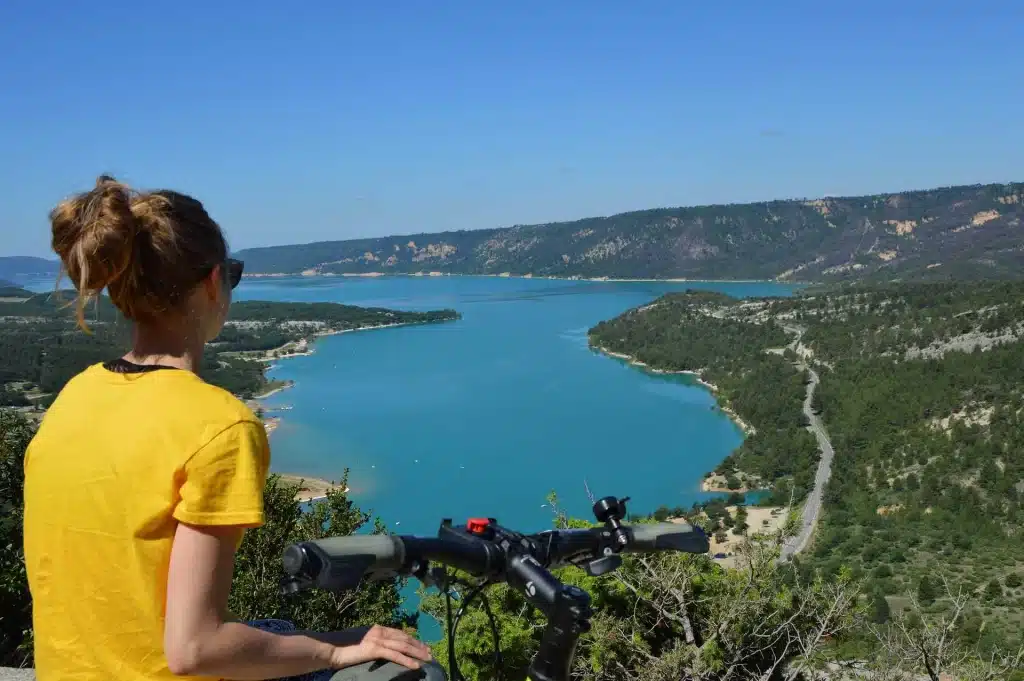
[499,539,593,681]
[527,582,592,681]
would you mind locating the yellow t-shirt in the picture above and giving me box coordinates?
[23,362,271,681]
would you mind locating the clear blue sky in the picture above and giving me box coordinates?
[2,1,1022,257]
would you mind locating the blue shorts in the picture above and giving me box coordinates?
[246,619,335,681]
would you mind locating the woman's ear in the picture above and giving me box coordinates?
[203,264,224,301]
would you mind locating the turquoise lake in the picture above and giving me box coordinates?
[233,276,798,535]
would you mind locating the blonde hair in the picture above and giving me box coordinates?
[49,175,228,330]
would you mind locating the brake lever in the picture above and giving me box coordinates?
[413,562,448,591]
[279,574,312,596]
[584,553,622,577]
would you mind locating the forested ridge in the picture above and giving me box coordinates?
[226,181,1024,282]
[0,291,458,406]
[588,281,1024,653]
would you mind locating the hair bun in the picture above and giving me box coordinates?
[50,175,141,324]
[48,175,228,331]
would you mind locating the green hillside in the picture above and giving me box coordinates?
[589,281,1024,648]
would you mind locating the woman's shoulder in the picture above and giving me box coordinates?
[67,362,261,426]
[172,374,263,427]
[130,371,267,459]
[30,365,267,474]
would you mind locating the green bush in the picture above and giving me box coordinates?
[0,410,33,666]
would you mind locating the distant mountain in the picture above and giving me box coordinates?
[234,182,1024,281]
[0,256,60,281]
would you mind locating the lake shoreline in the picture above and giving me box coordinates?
[243,271,787,285]
[590,343,760,492]
[590,344,756,433]
[252,381,294,400]
[259,320,448,365]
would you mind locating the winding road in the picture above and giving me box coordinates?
[779,326,836,560]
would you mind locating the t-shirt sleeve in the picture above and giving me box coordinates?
[173,420,270,527]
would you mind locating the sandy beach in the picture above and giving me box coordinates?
[262,416,281,437]
[702,473,744,493]
[673,505,789,568]
[700,471,762,493]
[276,473,349,502]
[237,321,423,367]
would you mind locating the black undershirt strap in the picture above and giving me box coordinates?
[102,358,180,374]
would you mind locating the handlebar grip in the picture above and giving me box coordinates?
[283,535,406,592]
[624,522,709,554]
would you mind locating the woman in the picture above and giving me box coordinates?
[22,176,432,680]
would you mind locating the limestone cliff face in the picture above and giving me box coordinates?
[234,182,1024,281]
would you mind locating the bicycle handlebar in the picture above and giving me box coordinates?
[282,515,708,594]
[280,496,710,681]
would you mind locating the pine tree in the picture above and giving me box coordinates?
[871,590,891,624]
[734,505,749,536]
[917,575,939,605]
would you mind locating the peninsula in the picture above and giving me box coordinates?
[0,291,460,498]
[0,293,458,406]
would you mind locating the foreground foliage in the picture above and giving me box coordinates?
[0,410,32,666]
[419,508,866,681]
[420,499,1022,680]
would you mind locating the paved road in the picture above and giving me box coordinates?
[779,326,836,560]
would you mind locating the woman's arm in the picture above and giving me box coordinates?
[164,522,430,679]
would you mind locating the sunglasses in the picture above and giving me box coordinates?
[225,258,244,289]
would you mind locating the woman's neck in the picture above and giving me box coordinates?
[125,324,205,373]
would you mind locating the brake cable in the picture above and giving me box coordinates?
[448,576,501,681]
[478,589,504,678]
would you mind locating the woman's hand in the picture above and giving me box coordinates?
[327,625,433,670]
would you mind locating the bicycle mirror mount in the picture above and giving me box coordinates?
[585,496,631,577]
